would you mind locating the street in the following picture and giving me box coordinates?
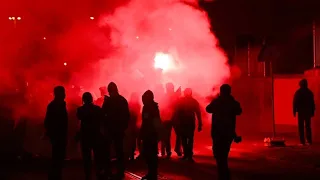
[2,139,320,180]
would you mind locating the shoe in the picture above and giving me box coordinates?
[176,152,183,157]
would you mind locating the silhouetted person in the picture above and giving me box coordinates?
[95,86,107,107]
[128,92,142,160]
[293,79,315,145]
[175,88,202,162]
[161,83,182,158]
[206,84,242,180]
[76,92,106,180]
[102,82,130,179]
[140,90,161,180]
[44,86,68,180]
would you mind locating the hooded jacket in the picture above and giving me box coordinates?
[140,101,161,140]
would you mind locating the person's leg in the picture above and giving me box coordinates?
[180,131,188,159]
[143,139,158,179]
[213,138,232,180]
[298,115,306,144]
[305,117,312,144]
[114,134,125,177]
[173,125,182,156]
[50,139,67,180]
[93,139,105,180]
[81,141,92,180]
[189,132,195,159]
[164,121,172,157]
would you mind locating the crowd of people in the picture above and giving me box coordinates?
[43,78,316,180]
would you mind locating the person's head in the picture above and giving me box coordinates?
[82,92,93,104]
[54,86,66,101]
[142,90,154,105]
[99,86,107,96]
[220,84,231,96]
[166,82,174,94]
[184,88,192,97]
[107,82,119,96]
[299,79,308,88]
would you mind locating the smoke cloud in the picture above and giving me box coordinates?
[0,0,230,122]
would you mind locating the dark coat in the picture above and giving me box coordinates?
[102,95,130,134]
[76,103,103,139]
[140,101,161,141]
[44,100,68,140]
[206,95,242,139]
[293,87,315,117]
[175,96,202,132]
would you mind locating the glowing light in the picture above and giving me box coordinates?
[154,52,175,72]
[8,17,12,20]
[12,17,15,20]
[43,37,46,40]
[63,62,67,66]
[169,28,172,31]
[90,17,95,20]
[17,17,21,20]
[136,36,139,39]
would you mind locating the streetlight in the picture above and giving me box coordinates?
[90,17,95,20]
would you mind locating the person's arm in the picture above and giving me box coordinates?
[311,92,315,117]
[44,104,51,132]
[235,101,242,116]
[293,91,298,117]
[122,98,131,130]
[206,99,216,113]
[153,105,162,134]
[194,100,202,131]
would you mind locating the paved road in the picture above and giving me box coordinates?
[2,140,320,180]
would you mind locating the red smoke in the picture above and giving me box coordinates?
[70,0,230,97]
[1,0,230,123]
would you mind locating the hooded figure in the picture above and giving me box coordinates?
[102,82,130,179]
[44,86,68,180]
[76,92,105,180]
[293,79,315,145]
[140,90,161,180]
[206,84,242,180]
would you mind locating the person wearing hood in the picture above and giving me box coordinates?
[44,86,68,180]
[102,82,130,179]
[76,92,106,180]
[293,79,315,145]
[140,90,161,180]
[206,84,242,180]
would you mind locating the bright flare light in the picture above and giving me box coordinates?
[154,52,175,72]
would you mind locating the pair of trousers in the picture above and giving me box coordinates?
[298,115,312,144]
[49,138,67,180]
[212,137,233,180]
